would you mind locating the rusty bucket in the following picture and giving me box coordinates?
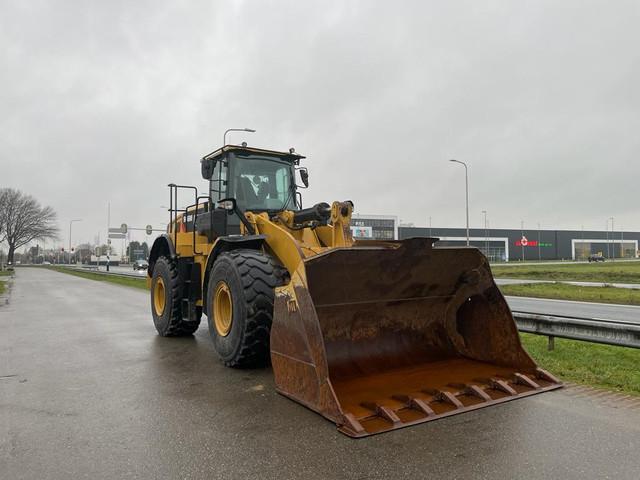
[270,238,561,437]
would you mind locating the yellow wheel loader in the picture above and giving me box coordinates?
[148,144,561,437]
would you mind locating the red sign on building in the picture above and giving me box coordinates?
[515,236,538,247]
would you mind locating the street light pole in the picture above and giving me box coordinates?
[449,159,469,246]
[610,217,615,261]
[223,127,256,146]
[69,219,82,265]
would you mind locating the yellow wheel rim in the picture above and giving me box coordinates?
[154,277,166,316]
[213,281,233,337]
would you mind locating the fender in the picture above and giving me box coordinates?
[201,234,267,307]
[147,234,176,277]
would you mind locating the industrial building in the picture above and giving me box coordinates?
[350,215,638,262]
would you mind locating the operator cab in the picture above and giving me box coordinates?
[193,145,307,239]
[201,145,305,213]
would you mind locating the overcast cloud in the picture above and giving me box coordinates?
[1,0,639,247]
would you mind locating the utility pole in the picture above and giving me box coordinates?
[606,220,610,259]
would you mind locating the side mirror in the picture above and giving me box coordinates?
[201,157,216,179]
[218,197,255,235]
[217,197,237,212]
[299,168,309,188]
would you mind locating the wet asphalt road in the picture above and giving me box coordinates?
[2,268,640,479]
[506,295,640,324]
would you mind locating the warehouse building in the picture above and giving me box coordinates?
[350,214,398,240]
[349,215,638,261]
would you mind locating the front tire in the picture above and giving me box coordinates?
[150,256,201,336]
[206,249,285,368]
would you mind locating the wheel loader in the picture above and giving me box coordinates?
[148,144,561,437]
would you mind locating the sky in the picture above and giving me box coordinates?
[1,0,639,249]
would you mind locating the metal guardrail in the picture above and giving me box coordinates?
[513,311,640,350]
[70,266,147,279]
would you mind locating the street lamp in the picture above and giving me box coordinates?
[69,219,82,265]
[610,217,615,261]
[223,127,256,146]
[449,159,469,246]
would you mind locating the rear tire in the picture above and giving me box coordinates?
[206,249,286,368]
[150,256,201,336]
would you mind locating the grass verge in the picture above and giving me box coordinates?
[520,333,640,395]
[0,270,12,277]
[492,261,640,284]
[500,282,640,305]
[0,281,5,295]
[49,266,148,290]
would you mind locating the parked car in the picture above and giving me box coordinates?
[588,254,605,262]
[133,259,149,271]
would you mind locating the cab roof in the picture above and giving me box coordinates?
[202,145,305,164]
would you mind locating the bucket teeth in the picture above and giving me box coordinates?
[341,413,365,435]
[536,368,561,384]
[465,384,492,401]
[361,402,402,425]
[424,389,464,409]
[392,395,435,416]
[513,373,541,389]
[490,378,518,396]
[446,383,492,402]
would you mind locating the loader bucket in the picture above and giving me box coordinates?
[270,238,561,437]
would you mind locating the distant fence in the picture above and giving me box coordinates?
[513,312,640,350]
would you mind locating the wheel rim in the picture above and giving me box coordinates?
[154,277,166,316]
[213,281,233,337]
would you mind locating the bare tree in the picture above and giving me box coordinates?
[0,189,7,242]
[0,188,58,264]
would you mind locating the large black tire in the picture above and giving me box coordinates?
[150,256,201,336]
[206,249,286,368]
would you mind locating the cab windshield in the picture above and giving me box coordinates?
[231,155,296,212]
